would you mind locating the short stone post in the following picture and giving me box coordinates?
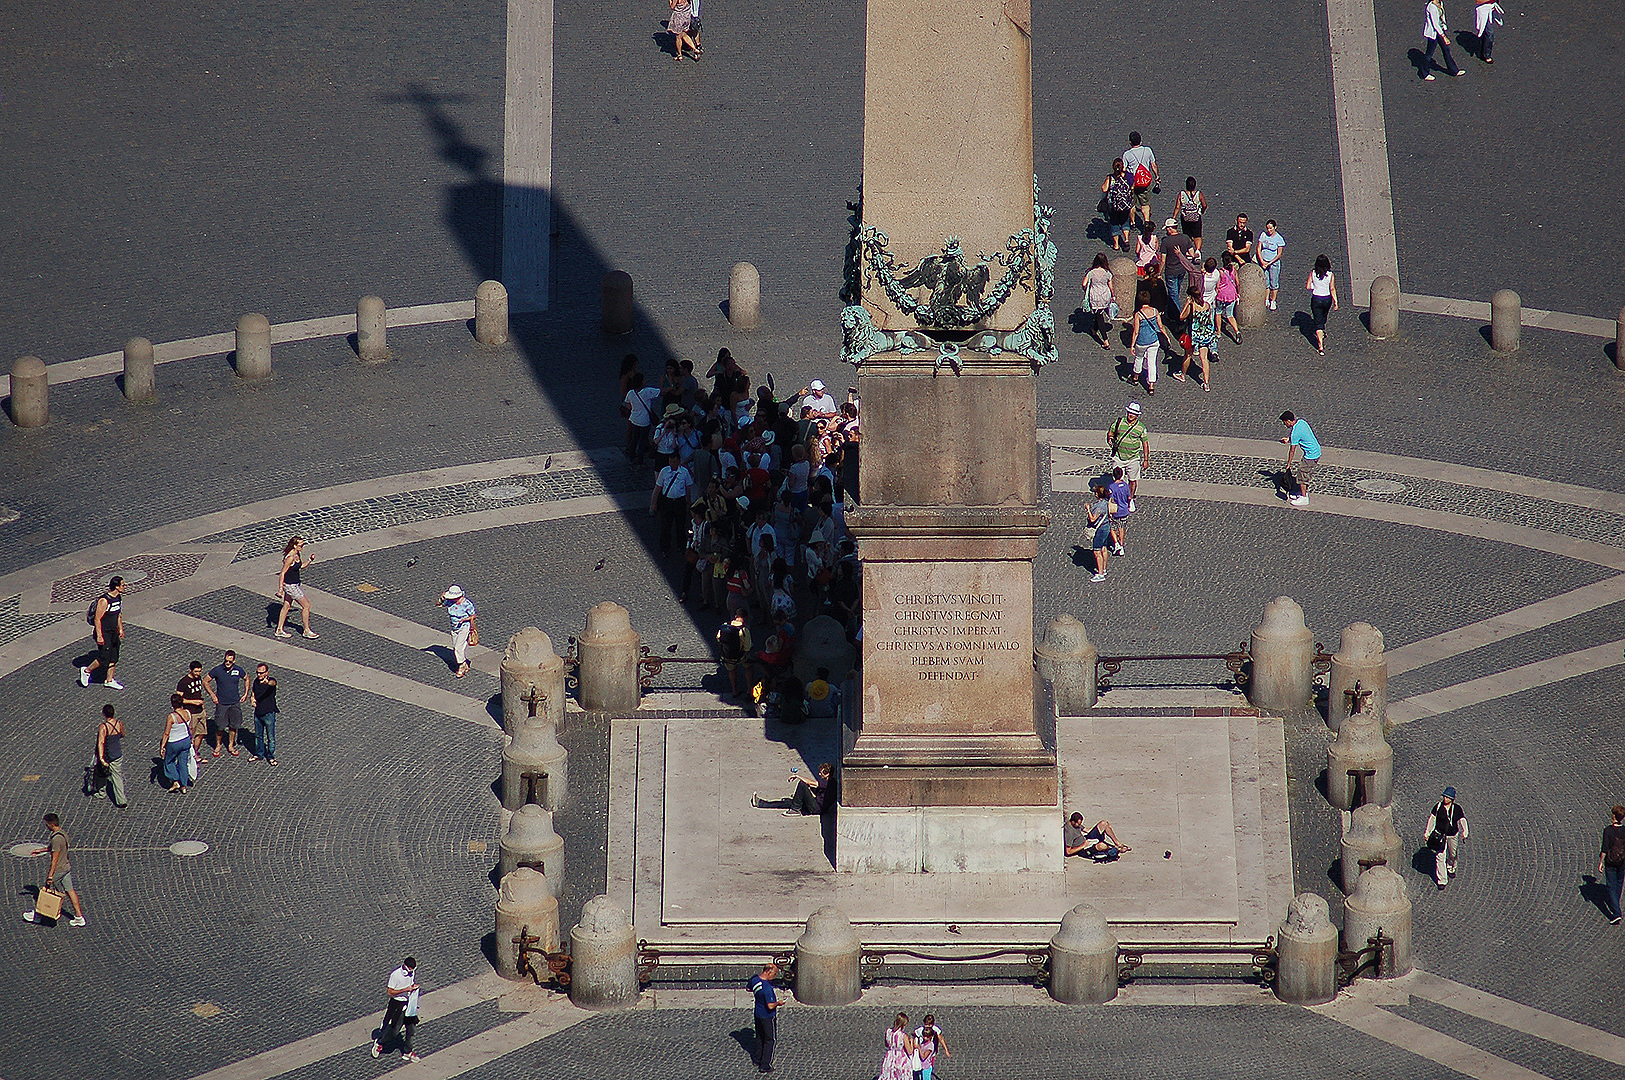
[1342,866,1413,978]
[501,628,566,733]
[1325,712,1393,812]
[601,271,634,335]
[792,613,858,685]
[1491,289,1520,353]
[122,338,156,402]
[1341,803,1403,894]
[8,356,48,428]
[235,314,272,380]
[500,803,565,895]
[502,706,568,813]
[568,895,639,1009]
[475,280,509,347]
[494,867,559,980]
[1236,262,1268,328]
[728,262,761,330]
[356,295,388,361]
[1048,903,1117,1004]
[1368,276,1399,339]
[1108,256,1137,320]
[577,602,641,712]
[1034,615,1099,713]
[1248,596,1314,711]
[1328,623,1388,733]
[1274,893,1338,1005]
[1615,307,1625,371]
[793,907,861,1005]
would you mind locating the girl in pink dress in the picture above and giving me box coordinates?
[878,1013,916,1080]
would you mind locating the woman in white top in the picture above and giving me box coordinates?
[1421,0,1464,80]
[162,693,194,793]
[1306,254,1339,355]
[1082,253,1116,350]
[1473,0,1502,63]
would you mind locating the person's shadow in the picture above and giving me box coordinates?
[1289,310,1318,349]
[727,1028,762,1067]
[652,21,678,58]
[1579,874,1618,921]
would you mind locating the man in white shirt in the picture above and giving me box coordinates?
[372,957,421,1063]
[651,453,694,557]
[799,379,838,418]
[623,373,662,467]
[1122,131,1160,229]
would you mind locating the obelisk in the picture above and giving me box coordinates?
[836,0,1059,872]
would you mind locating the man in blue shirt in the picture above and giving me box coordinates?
[1279,411,1322,507]
[1107,467,1132,557]
[747,961,783,1072]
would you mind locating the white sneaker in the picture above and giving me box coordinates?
[22,909,37,922]
[372,1042,382,1058]
[1289,495,1309,507]
[1128,499,1136,512]
[69,915,87,927]
[1423,72,1436,81]
[79,667,90,687]
[403,1053,421,1063]
[106,678,124,690]
[1090,572,1107,583]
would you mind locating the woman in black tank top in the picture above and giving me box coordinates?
[275,536,319,639]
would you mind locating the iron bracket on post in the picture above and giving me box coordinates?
[514,925,571,989]
[1336,929,1392,985]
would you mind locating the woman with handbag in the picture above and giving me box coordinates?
[1177,285,1217,392]
[1129,289,1170,395]
[441,586,478,678]
[877,1013,917,1080]
[913,1015,951,1080]
[1082,252,1117,350]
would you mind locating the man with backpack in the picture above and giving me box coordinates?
[1122,131,1160,230]
[717,611,752,703]
[1599,805,1625,924]
[78,576,126,690]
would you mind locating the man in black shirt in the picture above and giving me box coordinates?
[1599,805,1625,924]
[1423,787,1468,889]
[1224,215,1255,264]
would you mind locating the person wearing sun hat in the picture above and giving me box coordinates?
[799,379,838,418]
[1107,401,1150,511]
[440,586,477,678]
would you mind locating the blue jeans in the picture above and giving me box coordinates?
[164,740,191,788]
[1606,865,1624,921]
[1423,35,1458,74]
[255,712,277,759]
[1165,272,1186,310]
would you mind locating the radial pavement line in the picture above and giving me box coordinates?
[502,0,555,311]
[1314,994,1553,1080]
[1386,638,1625,725]
[1408,970,1625,1067]
[1325,0,1401,302]
[1385,575,1625,676]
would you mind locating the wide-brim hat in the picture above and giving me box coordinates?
[442,585,465,600]
[663,403,686,419]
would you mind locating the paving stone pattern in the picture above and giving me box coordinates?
[1388,599,1625,701]
[0,594,74,650]
[0,629,504,1080]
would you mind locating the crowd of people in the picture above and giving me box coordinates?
[622,348,863,718]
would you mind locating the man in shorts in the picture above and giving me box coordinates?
[1107,467,1132,557]
[1122,131,1159,230]
[178,661,209,763]
[1279,411,1321,507]
[1064,812,1131,861]
[79,576,127,689]
[1256,219,1286,311]
[1106,401,1151,511]
[23,813,87,926]
[205,650,250,757]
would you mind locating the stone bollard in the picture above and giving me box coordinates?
[356,295,388,361]
[1491,289,1520,353]
[501,628,566,733]
[1035,615,1100,713]
[793,907,862,1005]
[501,803,565,895]
[1274,893,1339,1005]
[792,614,857,685]
[1248,597,1314,712]
[1329,623,1388,733]
[8,356,48,428]
[1616,307,1625,372]
[1341,803,1403,894]
[1108,256,1137,322]
[494,867,559,980]
[1342,866,1412,978]
[475,280,509,347]
[1326,712,1393,812]
[569,895,639,1009]
[1236,262,1268,328]
[1368,276,1399,339]
[1048,903,1117,1004]
[502,706,568,813]
[122,338,156,402]
[235,314,272,380]
[601,271,634,336]
[577,602,641,712]
[728,262,761,330]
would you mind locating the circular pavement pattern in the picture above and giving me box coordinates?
[1354,477,1409,495]
[167,839,210,857]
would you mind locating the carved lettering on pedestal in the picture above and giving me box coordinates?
[873,591,1024,682]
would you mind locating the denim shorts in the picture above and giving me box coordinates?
[1217,300,1236,318]
[1264,263,1281,289]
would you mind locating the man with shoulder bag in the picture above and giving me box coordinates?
[1423,787,1468,890]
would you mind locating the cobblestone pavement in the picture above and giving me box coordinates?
[5,0,1625,1077]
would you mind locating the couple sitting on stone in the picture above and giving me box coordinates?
[1064,812,1129,861]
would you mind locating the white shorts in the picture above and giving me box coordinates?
[282,584,306,602]
[1133,343,1160,380]
[1111,456,1143,482]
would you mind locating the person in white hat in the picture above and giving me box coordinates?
[1106,402,1151,511]
[440,587,477,678]
[799,379,838,419]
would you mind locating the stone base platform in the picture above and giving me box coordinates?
[607,707,1292,950]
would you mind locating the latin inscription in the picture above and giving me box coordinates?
[875,592,1022,681]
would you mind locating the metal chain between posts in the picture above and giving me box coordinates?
[1095,644,1253,694]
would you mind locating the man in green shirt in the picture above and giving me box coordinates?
[1107,402,1151,511]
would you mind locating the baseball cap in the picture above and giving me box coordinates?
[1126,402,1142,415]
[1164,218,1178,229]
[810,379,826,391]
